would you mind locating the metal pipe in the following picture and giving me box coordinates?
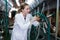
[5,0,10,40]
[56,0,59,40]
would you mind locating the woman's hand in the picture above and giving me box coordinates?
[33,16,40,22]
[30,16,40,25]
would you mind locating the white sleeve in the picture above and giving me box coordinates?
[15,14,32,30]
[32,21,40,26]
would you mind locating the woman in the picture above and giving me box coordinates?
[11,3,40,40]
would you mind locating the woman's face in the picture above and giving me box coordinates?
[22,5,30,14]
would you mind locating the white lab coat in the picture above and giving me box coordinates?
[11,13,39,40]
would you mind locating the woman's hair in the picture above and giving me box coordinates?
[18,3,29,13]
[11,10,17,18]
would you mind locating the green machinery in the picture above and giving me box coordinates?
[0,0,10,40]
[30,12,50,40]
[30,2,50,40]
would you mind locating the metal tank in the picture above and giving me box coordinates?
[0,0,12,12]
[25,0,44,9]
